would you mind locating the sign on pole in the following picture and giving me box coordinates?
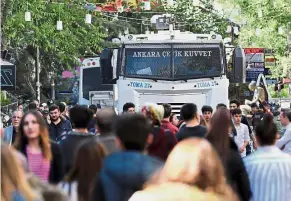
[244,48,265,82]
[1,60,16,91]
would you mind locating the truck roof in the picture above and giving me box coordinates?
[122,40,223,45]
[119,30,223,44]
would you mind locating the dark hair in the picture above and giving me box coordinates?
[255,114,277,145]
[28,102,37,111]
[116,114,151,151]
[49,105,60,112]
[89,104,98,114]
[232,108,242,115]
[123,102,135,112]
[281,108,291,121]
[47,100,54,107]
[96,109,117,134]
[250,103,258,108]
[57,103,66,113]
[207,108,230,163]
[69,105,93,129]
[201,105,213,114]
[230,100,240,107]
[66,139,107,201]
[180,103,197,121]
[14,111,52,161]
[216,103,227,110]
[162,104,172,118]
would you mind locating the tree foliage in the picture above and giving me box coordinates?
[164,0,229,35]
[2,0,107,99]
[218,0,291,79]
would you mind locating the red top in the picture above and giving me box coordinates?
[161,120,179,135]
[26,146,50,182]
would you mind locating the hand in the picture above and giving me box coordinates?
[253,141,258,150]
[239,147,245,153]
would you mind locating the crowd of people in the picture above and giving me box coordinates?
[1,99,291,201]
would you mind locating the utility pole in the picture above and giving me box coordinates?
[36,46,41,102]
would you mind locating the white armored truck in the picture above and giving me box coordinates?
[100,15,245,114]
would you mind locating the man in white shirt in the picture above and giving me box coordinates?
[232,108,250,157]
[276,108,291,154]
[244,114,291,201]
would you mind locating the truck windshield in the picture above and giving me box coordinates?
[124,43,224,80]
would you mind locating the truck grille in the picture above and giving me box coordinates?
[157,103,184,116]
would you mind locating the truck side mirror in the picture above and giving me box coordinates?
[232,47,246,83]
[100,48,115,84]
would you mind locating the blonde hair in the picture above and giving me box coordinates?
[146,138,238,201]
[141,103,164,125]
[1,143,38,201]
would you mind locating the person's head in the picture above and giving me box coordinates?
[42,110,49,119]
[1,144,38,201]
[162,104,172,119]
[248,81,257,91]
[201,105,213,122]
[18,104,24,111]
[279,108,291,127]
[67,139,107,201]
[207,108,231,163]
[39,106,44,112]
[42,103,48,110]
[14,111,52,161]
[170,113,179,126]
[33,100,39,108]
[95,108,117,134]
[229,100,240,112]
[57,102,66,114]
[232,108,242,125]
[28,102,37,111]
[216,103,227,110]
[89,104,98,115]
[180,103,199,122]
[149,138,236,199]
[250,103,259,114]
[141,103,164,126]
[69,105,93,129]
[123,102,135,113]
[255,114,278,146]
[49,105,61,122]
[12,110,24,129]
[116,113,152,151]
[27,173,67,201]
[47,100,54,107]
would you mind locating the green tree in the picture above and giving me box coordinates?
[218,0,291,79]
[2,0,107,99]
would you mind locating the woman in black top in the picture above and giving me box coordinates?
[206,108,252,201]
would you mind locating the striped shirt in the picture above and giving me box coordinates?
[244,146,291,201]
[26,146,50,182]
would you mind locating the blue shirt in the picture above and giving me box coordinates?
[244,146,291,201]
